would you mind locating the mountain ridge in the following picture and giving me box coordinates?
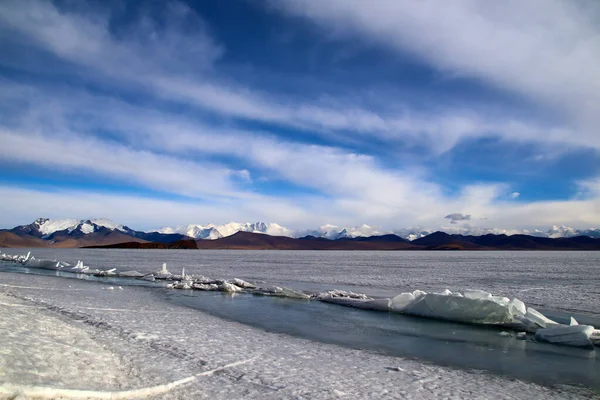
[82,230,600,251]
[2,218,600,249]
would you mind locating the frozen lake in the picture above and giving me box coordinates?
[9,249,600,313]
[1,249,599,398]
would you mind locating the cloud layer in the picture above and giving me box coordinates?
[0,0,599,232]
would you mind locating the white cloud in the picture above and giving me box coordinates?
[511,192,520,199]
[272,0,600,147]
[0,1,599,232]
[0,0,595,154]
[1,184,599,233]
[3,78,599,231]
[0,128,246,199]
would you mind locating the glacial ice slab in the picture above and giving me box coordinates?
[393,292,516,325]
[535,325,595,348]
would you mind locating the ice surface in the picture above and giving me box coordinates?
[3,251,598,349]
[1,271,595,400]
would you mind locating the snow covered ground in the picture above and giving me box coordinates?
[0,270,597,399]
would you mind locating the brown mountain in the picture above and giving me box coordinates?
[84,239,198,249]
[412,231,600,250]
[51,230,149,248]
[3,227,600,250]
[0,230,148,249]
[195,231,417,250]
[0,232,49,248]
[411,232,483,250]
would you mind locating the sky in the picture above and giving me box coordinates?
[0,0,599,233]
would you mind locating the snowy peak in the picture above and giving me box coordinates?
[547,225,579,238]
[11,218,126,238]
[300,224,389,240]
[156,222,293,239]
[7,218,600,242]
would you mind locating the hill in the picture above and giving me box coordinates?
[0,232,49,248]
[84,239,198,249]
[195,231,417,250]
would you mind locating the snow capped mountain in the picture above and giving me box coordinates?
[11,218,126,238]
[37,218,79,236]
[156,222,293,239]
[90,218,126,232]
[392,228,433,241]
[300,224,388,240]
[546,225,600,239]
[7,218,600,242]
[547,225,579,238]
[159,224,223,240]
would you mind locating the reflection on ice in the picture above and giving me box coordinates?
[2,251,599,349]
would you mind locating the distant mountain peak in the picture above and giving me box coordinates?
[156,221,292,240]
[5,218,600,244]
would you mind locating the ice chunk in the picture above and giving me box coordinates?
[507,298,526,316]
[155,263,172,278]
[390,292,415,311]
[192,283,219,291]
[591,330,600,347]
[317,290,371,300]
[219,282,243,292]
[118,270,145,278]
[363,298,391,311]
[232,278,255,289]
[172,281,192,290]
[254,286,311,299]
[95,268,117,277]
[463,289,493,301]
[493,296,510,306]
[535,325,594,348]
[516,332,527,340]
[400,293,515,324]
[320,296,390,311]
[523,307,559,329]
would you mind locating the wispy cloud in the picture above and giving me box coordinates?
[0,0,593,154]
[0,0,599,232]
[272,0,600,147]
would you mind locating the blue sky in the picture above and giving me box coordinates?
[0,0,599,232]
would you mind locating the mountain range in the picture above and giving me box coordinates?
[1,218,600,249]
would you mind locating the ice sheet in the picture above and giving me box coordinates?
[2,252,598,348]
[0,272,595,400]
